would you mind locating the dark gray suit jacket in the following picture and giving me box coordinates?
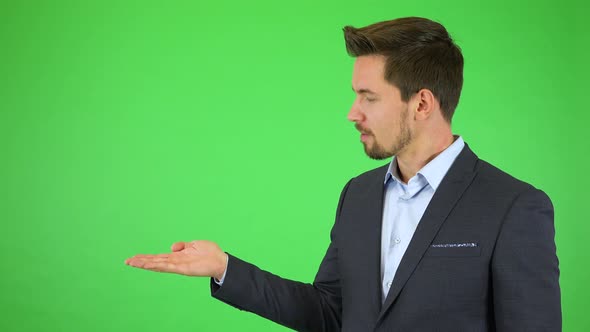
[211,144,561,331]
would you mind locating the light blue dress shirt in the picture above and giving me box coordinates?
[380,136,464,301]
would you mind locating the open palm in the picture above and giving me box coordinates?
[125,240,228,280]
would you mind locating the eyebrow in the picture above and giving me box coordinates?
[352,87,378,95]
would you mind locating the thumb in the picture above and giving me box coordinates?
[171,241,187,252]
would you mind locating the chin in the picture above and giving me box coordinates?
[364,146,392,160]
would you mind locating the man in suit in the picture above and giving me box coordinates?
[125,17,561,331]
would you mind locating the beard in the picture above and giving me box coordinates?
[363,106,412,160]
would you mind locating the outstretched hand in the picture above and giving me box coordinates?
[125,240,228,280]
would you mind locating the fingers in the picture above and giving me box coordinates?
[130,254,170,259]
[124,253,169,265]
[129,259,179,274]
[125,254,185,273]
[171,242,187,252]
[125,254,164,263]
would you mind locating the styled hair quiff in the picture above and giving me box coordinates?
[343,17,464,122]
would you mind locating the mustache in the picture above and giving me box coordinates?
[355,124,373,135]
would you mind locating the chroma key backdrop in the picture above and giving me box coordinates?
[1,0,587,331]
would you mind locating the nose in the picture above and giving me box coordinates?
[347,99,364,123]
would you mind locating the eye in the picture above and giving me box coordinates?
[365,96,377,103]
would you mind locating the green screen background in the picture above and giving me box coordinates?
[1,0,587,331]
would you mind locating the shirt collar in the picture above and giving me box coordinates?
[384,136,465,191]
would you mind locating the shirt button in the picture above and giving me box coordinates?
[394,238,401,244]
[387,281,392,288]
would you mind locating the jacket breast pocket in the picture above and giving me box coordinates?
[424,242,481,257]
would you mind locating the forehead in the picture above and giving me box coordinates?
[352,55,389,92]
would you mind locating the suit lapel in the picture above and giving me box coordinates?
[376,144,479,323]
[356,165,390,315]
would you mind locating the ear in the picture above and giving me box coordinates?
[413,89,439,121]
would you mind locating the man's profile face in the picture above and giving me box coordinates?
[348,55,413,160]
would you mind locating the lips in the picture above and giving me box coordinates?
[355,124,371,135]
[355,124,372,142]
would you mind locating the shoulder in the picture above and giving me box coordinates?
[465,156,554,214]
[474,158,544,196]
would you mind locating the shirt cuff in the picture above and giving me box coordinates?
[213,253,229,286]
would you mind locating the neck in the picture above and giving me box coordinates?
[396,132,455,183]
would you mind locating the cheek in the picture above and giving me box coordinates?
[374,110,402,141]
[373,107,395,128]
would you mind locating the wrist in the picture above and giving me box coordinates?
[214,253,228,281]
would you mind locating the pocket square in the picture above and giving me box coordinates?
[426,242,481,257]
[430,242,478,248]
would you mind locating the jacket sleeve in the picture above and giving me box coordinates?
[210,179,352,332]
[491,188,562,331]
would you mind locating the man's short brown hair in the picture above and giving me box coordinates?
[344,17,464,122]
